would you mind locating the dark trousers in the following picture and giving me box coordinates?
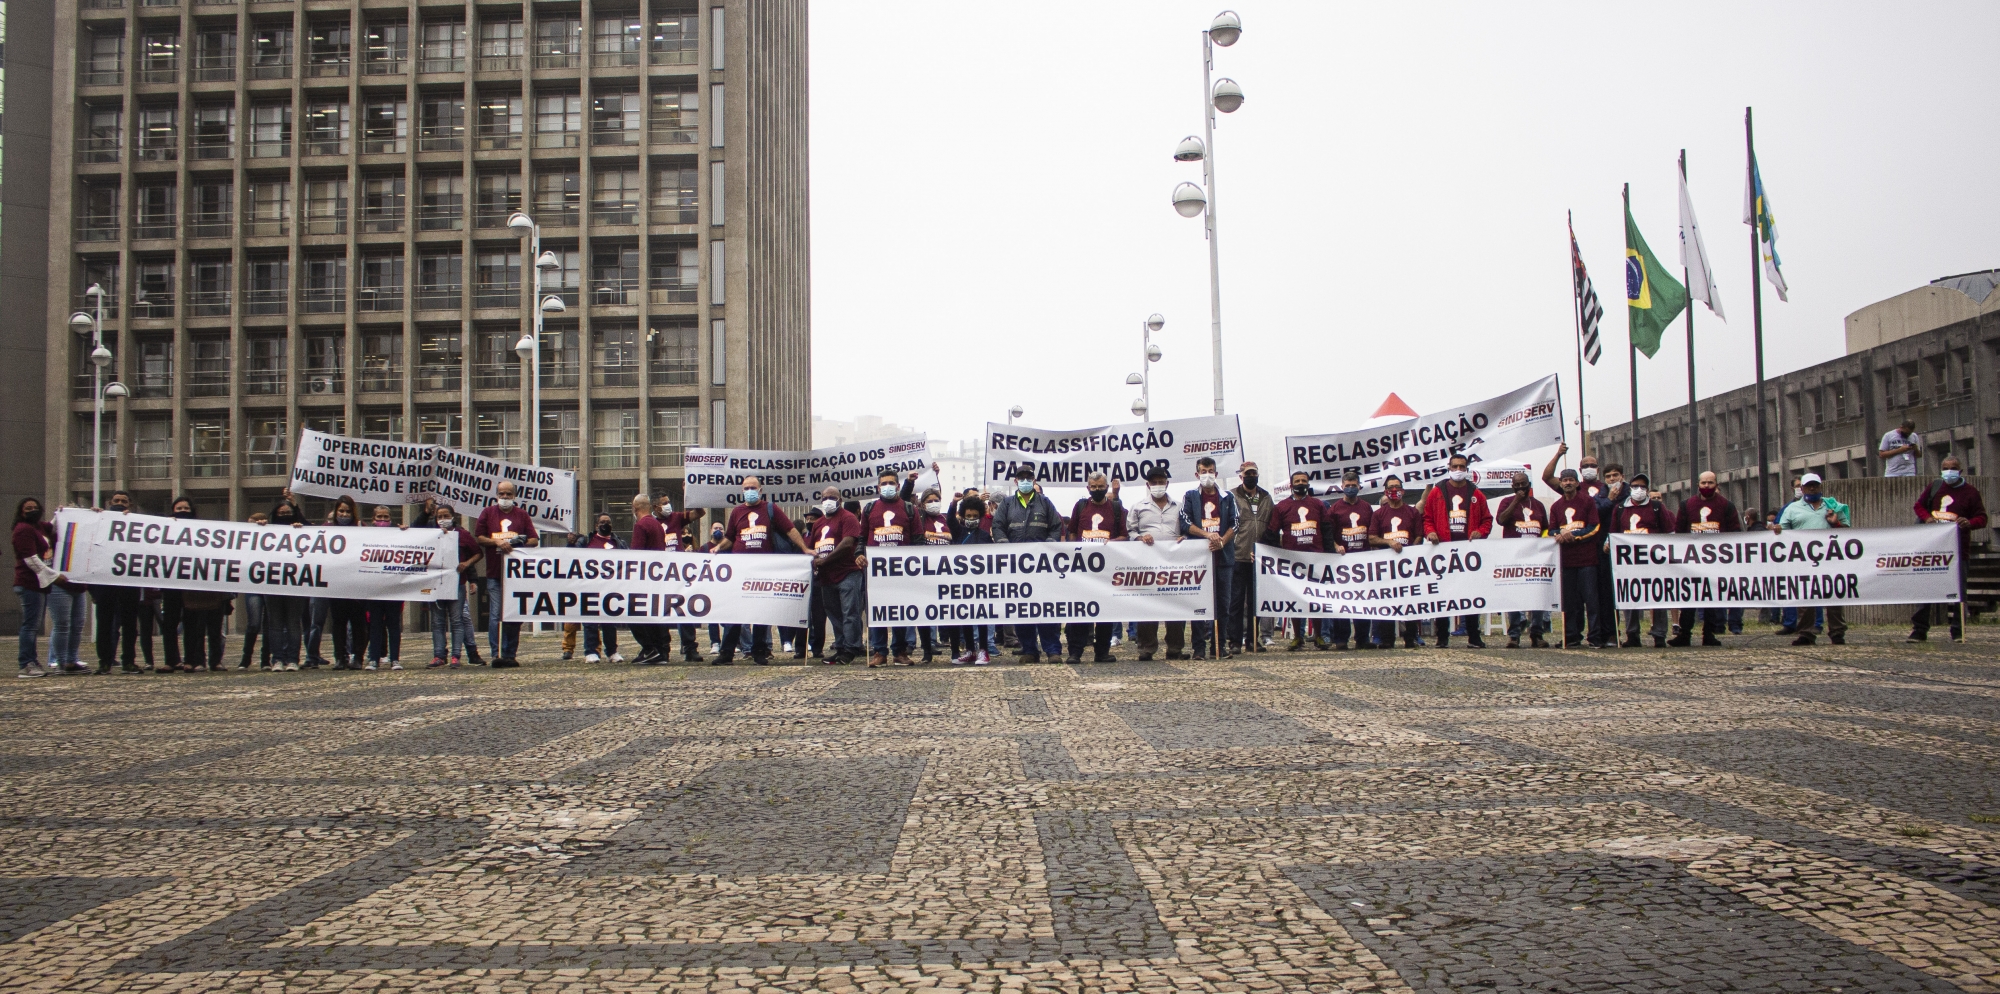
[265,595,304,665]
[329,600,369,664]
[630,623,666,656]
[160,591,185,669]
[181,608,225,669]
[123,598,158,667]
[718,624,770,660]
[1375,620,1422,647]
[1591,557,1615,644]
[1327,618,1356,647]
[1911,565,1966,638]
[1676,607,1725,640]
[1191,550,1233,656]
[1561,565,1599,646]
[305,597,330,662]
[1064,622,1114,660]
[1134,621,1185,657]
[807,583,829,656]
[1433,615,1483,644]
[91,586,126,668]
[1228,559,1257,649]
[368,603,404,661]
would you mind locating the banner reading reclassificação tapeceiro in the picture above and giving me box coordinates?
[289,429,576,533]
[53,509,460,601]
[1608,525,1961,609]
[1285,376,1563,493]
[682,433,931,508]
[1254,539,1561,621]
[864,540,1216,625]
[500,547,811,626]
[984,415,1242,487]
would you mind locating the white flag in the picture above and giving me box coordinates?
[1679,170,1725,320]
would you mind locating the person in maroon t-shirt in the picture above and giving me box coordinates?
[1672,470,1741,646]
[808,485,867,665]
[627,493,671,665]
[1320,470,1376,650]
[1493,473,1551,648]
[1366,476,1426,649]
[1264,471,1331,650]
[1420,455,1493,648]
[858,470,921,666]
[1064,472,1127,663]
[1911,455,1987,642]
[1608,473,1675,648]
[1549,469,1604,648]
[474,481,539,667]
[714,476,807,665]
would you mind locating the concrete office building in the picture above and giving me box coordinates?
[14,0,807,566]
[1590,270,1998,513]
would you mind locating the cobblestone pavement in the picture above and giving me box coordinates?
[2,624,1998,992]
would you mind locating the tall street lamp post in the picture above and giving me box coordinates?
[1126,313,1164,419]
[508,212,566,467]
[70,284,128,508]
[1169,10,1243,418]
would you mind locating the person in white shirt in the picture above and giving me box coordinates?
[1127,466,1187,661]
[1878,419,1922,477]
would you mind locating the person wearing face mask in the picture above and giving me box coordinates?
[1180,456,1237,661]
[1366,476,1427,649]
[1264,470,1332,651]
[1323,469,1375,650]
[909,486,954,663]
[1494,472,1551,649]
[949,496,998,665]
[475,482,539,668]
[1542,443,1612,503]
[1228,461,1274,654]
[1607,473,1675,648]
[1589,463,1627,647]
[1128,465,1188,662]
[808,485,866,665]
[561,514,627,664]
[993,465,1067,663]
[236,512,273,671]
[1772,473,1848,645]
[13,497,69,678]
[861,470,923,666]
[628,494,680,664]
[362,505,412,671]
[1910,456,1985,643]
[426,504,480,668]
[1670,471,1740,647]
[1420,454,1493,649]
[1549,469,1605,648]
[715,475,808,665]
[656,495,706,662]
[1064,472,1127,663]
[88,490,145,674]
[172,500,234,673]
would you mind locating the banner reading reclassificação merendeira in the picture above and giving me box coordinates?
[499,547,811,626]
[288,429,576,533]
[985,415,1242,487]
[1285,376,1563,492]
[53,509,460,601]
[864,540,1216,625]
[1608,525,1962,609]
[682,433,932,508]
[1254,539,1561,621]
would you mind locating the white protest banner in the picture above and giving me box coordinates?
[500,547,812,626]
[289,429,577,533]
[53,509,459,601]
[1254,538,1560,621]
[682,433,931,508]
[864,540,1216,626]
[985,415,1243,487]
[1608,525,1962,610]
[1286,376,1563,493]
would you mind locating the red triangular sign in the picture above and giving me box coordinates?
[1371,393,1419,421]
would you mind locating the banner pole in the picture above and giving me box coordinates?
[1747,107,1772,518]
[1681,149,1700,491]
[1624,183,1642,474]
[1569,210,1588,463]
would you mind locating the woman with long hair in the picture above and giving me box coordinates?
[169,498,231,672]
[12,497,85,677]
[364,504,407,670]
[262,498,308,671]
[325,495,370,669]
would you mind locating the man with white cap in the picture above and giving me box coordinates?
[1771,472,1848,646]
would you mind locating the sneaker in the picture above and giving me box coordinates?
[363,660,379,671]
[1109,635,1122,648]
[952,650,976,666]
[389,661,404,671]
[1791,632,1817,646]
[428,657,448,668]
[491,657,520,669]
[562,651,574,661]
[1905,632,1928,643]
[17,665,45,679]
[610,652,625,663]
[448,656,463,668]
[584,652,601,663]
[973,650,991,666]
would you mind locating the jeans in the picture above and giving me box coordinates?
[1782,606,1823,631]
[828,571,867,655]
[16,585,46,667]
[266,595,304,665]
[46,586,87,669]
[718,624,770,660]
[1019,623,1065,657]
[430,584,475,659]
[1506,611,1550,638]
[1064,622,1115,659]
[484,578,521,658]
[237,593,266,668]
[1190,549,1233,657]
[582,625,619,656]
[960,625,999,654]
[1621,609,1671,641]
[368,603,404,661]
[1134,621,1185,657]
[305,597,330,663]
[868,626,913,656]
[1560,565,1599,646]
[1229,559,1258,648]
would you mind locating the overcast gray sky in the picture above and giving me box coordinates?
[807,1,1999,462]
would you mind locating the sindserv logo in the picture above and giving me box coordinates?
[741,579,809,595]
[1110,568,1207,593]
[685,452,727,467]
[1493,401,1557,432]
[1181,437,1240,455]
[1875,552,1954,573]
[357,546,437,574]
[1490,565,1555,581]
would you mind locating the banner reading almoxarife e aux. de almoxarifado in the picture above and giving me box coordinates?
[1255,538,1561,621]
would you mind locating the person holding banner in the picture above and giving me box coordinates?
[1128,466,1189,661]
[1494,473,1551,649]
[1181,457,1237,661]
[1228,462,1274,655]
[862,470,921,667]
[1772,473,1849,646]
[994,466,1067,664]
[1669,471,1739,647]
[1608,474,1675,648]
[88,491,144,674]
[1421,455,1492,648]
[1366,476,1426,649]
[565,514,627,663]
[476,482,540,668]
[1550,469,1605,649]
[1265,471,1331,651]
[13,498,70,678]
[1324,469,1375,650]
[714,476,807,665]
[809,485,866,665]
[363,505,410,671]
[1910,456,1985,643]
[426,503,480,668]
[948,495,999,666]
[1064,472,1127,663]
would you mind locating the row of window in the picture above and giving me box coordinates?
[75,165,712,242]
[79,86,710,163]
[71,242,717,319]
[70,403,703,482]
[81,9,706,86]
[74,322,720,400]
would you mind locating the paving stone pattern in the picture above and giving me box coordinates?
[2,625,1998,992]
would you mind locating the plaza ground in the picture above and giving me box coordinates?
[0,623,1996,992]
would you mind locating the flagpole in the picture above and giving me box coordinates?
[1680,149,1699,490]
[1746,108,1771,516]
[1569,210,1589,461]
[1624,183,1641,474]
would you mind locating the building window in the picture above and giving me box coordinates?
[474,252,521,308]
[473,327,520,389]
[650,166,698,225]
[192,103,236,159]
[591,245,640,305]
[133,183,178,240]
[532,169,581,225]
[304,333,345,396]
[418,172,465,231]
[303,413,348,438]
[304,100,351,156]
[134,260,176,318]
[189,179,233,237]
[475,171,523,227]
[245,178,291,237]
[187,416,231,477]
[590,168,641,225]
[419,20,467,73]
[250,101,293,158]
[78,181,122,241]
[649,86,698,144]
[79,105,122,164]
[361,331,404,393]
[246,414,289,476]
[363,22,409,75]
[649,244,699,304]
[711,319,726,385]
[710,161,726,227]
[474,408,521,460]
[651,7,698,65]
[533,17,582,69]
[360,253,404,312]
[416,408,463,449]
[651,403,698,466]
[189,258,231,317]
[533,92,583,148]
[649,318,697,385]
[84,30,126,86]
[361,411,408,442]
[539,406,581,469]
[544,247,582,307]
[594,322,640,387]
[592,13,643,67]
[418,96,467,152]
[194,28,236,82]
[245,255,290,315]
[709,83,725,147]
[591,88,641,146]
[132,416,173,479]
[540,321,580,388]
[302,255,348,314]
[710,400,725,447]
[249,24,294,80]
[591,405,641,469]
[80,259,121,320]
[135,105,178,162]
[362,99,410,154]
[244,335,287,395]
[134,337,174,398]
[308,22,352,78]
[361,173,407,233]
[709,240,726,305]
[475,94,523,151]
[139,29,182,84]
[417,329,462,391]
[478,19,525,72]
[73,414,117,484]
[418,251,464,309]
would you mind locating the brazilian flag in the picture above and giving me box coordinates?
[1624,201,1686,359]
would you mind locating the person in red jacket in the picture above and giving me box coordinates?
[1420,455,1492,648]
[1607,473,1675,648]
[1910,455,1987,643]
[1671,470,1739,646]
